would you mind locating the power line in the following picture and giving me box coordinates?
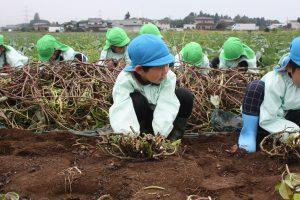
[22,6,30,23]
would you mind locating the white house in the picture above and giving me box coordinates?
[268,23,285,30]
[183,24,196,30]
[232,23,259,31]
[49,26,64,32]
[112,19,143,32]
[171,28,184,32]
[155,21,171,31]
[288,21,300,29]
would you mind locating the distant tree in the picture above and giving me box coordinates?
[160,17,171,23]
[165,11,279,29]
[197,10,216,18]
[183,12,196,24]
[214,13,220,24]
[124,12,130,20]
[170,19,184,28]
[298,18,300,23]
[34,13,40,21]
[234,15,241,22]
[215,21,227,30]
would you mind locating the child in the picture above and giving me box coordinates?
[98,27,131,68]
[139,23,163,38]
[0,35,29,70]
[238,36,300,153]
[212,37,257,72]
[109,34,194,140]
[174,42,210,74]
[36,34,88,63]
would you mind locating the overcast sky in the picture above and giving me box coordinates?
[0,0,299,26]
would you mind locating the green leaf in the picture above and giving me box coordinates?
[284,179,294,189]
[210,95,221,109]
[279,182,293,200]
[291,173,300,186]
[293,193,300,200]
[275,183,282,191]
[5,192,19,200]
[171,139,181,147]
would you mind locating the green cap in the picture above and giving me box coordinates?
[103,27,131,50]
[139,23,163,38]
[0,35,9,50]
[220,37,255,60]
[36,34,70,61]
[180,42,204,66]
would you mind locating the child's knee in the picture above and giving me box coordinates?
[175,88,194,118]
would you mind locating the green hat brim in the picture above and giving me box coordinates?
[103,37,130,50]
[39,48,55,62]
[39,54,53,62]
[56,41,70,52]
[220,50,241,61]
[103,40,111,50]
[0,44,9,51]
[242,44,255,59]
[221,44,255,61]
[186,60,202,67]
[180,49,203,66]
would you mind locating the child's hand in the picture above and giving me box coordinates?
[156,135,166,143]
[2,65,11,73]
[105,59,116,69]
[118,58,126,68]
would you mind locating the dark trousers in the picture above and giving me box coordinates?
[130,88,194,134]
[242,80,300,125]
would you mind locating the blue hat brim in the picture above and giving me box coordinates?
[290,37,300,65]
[291,57,300,66]
[124,65,135,72]
[124,54,174,72]
[142,54,174,67]
[274,54,291,72]
[274,54,300,72]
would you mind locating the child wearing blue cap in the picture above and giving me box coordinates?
[238,36,300,153]
[109,34,194,140]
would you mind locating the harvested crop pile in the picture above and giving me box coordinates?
[0,63,259,132]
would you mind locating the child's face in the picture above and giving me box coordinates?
[290,68,300,87]
[50,50,61,62]
[111,45,126,54]
[135,64,169,84]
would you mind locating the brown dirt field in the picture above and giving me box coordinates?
[0,129,298,200]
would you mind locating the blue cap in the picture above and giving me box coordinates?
[274,37,300,72]
[124,34,174,72]
[290,37,300,66]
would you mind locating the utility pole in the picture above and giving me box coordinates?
[23,6,29,23]
[98,9,102,19]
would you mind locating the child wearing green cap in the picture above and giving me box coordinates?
[238,37,300,153]
[174,42,210,74]
[109,34,194,140]
[0,35,28,70]
[36,34,88,63]
[212,37,257,72]
[98,27,131,68]
[139,23,163,38]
